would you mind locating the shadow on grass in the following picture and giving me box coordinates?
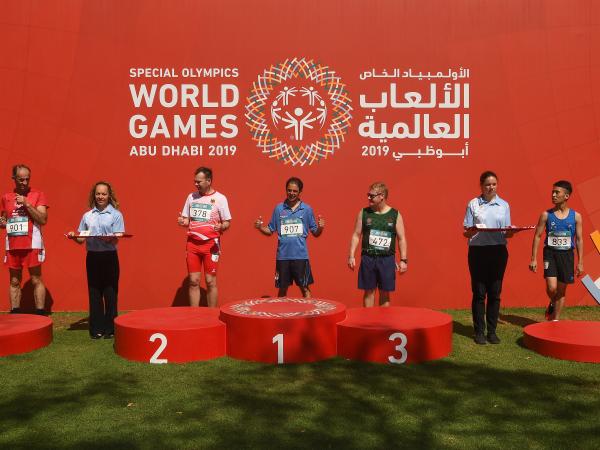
[452,320,473,338]
[1,358,599,449]
[499,314,538,328]
[68,317,89,331]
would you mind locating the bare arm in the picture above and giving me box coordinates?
[529,212,547,273]
[348,210,362,270]
[214,220,230,233]
[311,214,324,237]
[177,214,189,227]
[22,200,47,226]
[254,216,273,236]
[575,212,584,276]
[396,213,408,273]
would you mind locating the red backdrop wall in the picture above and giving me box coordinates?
[1,0,599,311]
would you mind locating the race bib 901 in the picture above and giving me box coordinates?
[7,216,29,236]
[281,218,303,237]
[369,230,392,250]
[190,203,212,222]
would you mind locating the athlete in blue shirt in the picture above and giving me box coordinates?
[255,177,324,297]
[530,180,584,321]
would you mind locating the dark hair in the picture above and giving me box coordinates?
[479,170,497,185]
[88,181,119,209]
[553,180,572,195]
[12,164,31,178]
[195,167,212,181]
[286,177,303,192]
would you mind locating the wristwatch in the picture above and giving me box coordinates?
[400,258,408,263]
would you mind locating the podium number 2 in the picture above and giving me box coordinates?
[272,333,284,364]
[388,332,408,364]
[149,333,168,364]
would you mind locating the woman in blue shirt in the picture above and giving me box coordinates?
[68,181,125,339]
[463,171,514,345]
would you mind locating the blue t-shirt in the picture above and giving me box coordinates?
[78,204,125,252]
[463,195,511,246]
[545,208,576,250]
[268,201,317,260]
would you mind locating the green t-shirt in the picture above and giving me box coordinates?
[361,207,398,257]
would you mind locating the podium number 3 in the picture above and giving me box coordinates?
[149,333,168,364]
[272,333,284,364]
[388,332,408,364]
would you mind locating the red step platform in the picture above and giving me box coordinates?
[0,314,53,357]
[114,307,226,363]
[337,307,453,364]
[523,321,600,363]
[220,298,346,363]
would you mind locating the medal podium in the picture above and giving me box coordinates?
[0,314,53,357]
[337,307,453,364]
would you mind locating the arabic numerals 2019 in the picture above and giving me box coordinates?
[208,145,237,156]
[362,145,389,157]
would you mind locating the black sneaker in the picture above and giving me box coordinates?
[474,334,487,345]
[487,333,501,344]
[35,309,46,316]
[545,302,555,321]
[10,307,21,314]
[103,333,114,340]
[90,333,103,340]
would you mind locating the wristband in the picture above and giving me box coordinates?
[400,258,408,263]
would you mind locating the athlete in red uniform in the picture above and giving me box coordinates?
[0,165,48,314]
[177,167,231,307]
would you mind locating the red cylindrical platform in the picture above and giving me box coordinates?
[220,298,346,363]
[337,307,453,364]
[114,307,226,363]
[523,321,600,363]
[0,314,53,357]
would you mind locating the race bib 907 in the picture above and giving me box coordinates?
[281,218,303,237]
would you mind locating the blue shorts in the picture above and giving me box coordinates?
[358,254,396,291]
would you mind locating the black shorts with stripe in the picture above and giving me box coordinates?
[275,259,314,288]
[543,246,574,284]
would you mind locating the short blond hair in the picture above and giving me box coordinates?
[369,182,388,199]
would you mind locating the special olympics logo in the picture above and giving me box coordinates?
[245,57,352,166]
[229,298,338,318]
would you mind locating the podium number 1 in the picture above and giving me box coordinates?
[388,332,408,364]
[149,333,168,364]
[272,333,284,364]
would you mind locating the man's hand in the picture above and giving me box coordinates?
[529,260,537,273]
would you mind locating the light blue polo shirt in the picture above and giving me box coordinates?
[268,201,318,260]
[78,204,125,252]
[463,195,511,246]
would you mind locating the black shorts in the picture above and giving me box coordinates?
[275,259,314,288]
[543,246,574,284]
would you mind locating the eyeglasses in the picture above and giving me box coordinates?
[367,192,383,199]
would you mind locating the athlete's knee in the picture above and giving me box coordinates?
[9,276,21,288]
[205,276,217,289]
[188,275,201,289]
[30,275,44,287]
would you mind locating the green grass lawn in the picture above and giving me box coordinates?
[2,307,600,449]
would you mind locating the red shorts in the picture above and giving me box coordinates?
[186,239,220,275]
[5,249,44,270]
